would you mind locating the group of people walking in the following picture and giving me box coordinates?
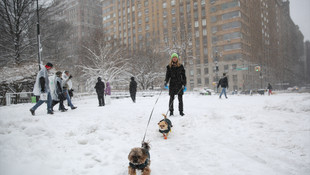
[30,63,77,115]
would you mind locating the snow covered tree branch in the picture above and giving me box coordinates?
[78,31,129,92]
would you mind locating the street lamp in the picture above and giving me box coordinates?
[36,0,42,70]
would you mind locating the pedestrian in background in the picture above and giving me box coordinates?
[51,71,66,112]
[105,82,111,105]
[95,77,105,106]
[129,77,137,103]
[62,71,77,109]
[30,62,54,115]
[267,83,273,95]
[217,73,229,99]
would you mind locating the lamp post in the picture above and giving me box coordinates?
[36,0,42,70]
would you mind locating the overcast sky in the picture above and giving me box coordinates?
[290,0,310,41]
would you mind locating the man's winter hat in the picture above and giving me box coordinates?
[171,53,179,60]
[45,62,53,69]
[98,77,101,81]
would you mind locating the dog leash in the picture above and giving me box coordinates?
[142,90,163,144]
[165,87,184,116]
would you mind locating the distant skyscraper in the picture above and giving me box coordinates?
[50,0,103,56]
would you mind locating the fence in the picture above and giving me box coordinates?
[5,92,35,106]
[2,90,167,106]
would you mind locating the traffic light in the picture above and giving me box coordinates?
[255,66,261,72]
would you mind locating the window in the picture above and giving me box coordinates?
[233,75,238,82]
[212,26,217,33]
[201,8,206,17]
[203,47,208,55]
[223,43,241,51]
[197,78,202,84]
[210,0,216,4]
[171,0,176,6]
[223,32,241,40]
[201,0,206,6]
[211,16,217,23]
[204,77,209,85]
[222,21,241,30]
[202,19,207,26]
[224,53,242,61]
[210,6,216,13]
[212,36,217,44]
[224,65,229,71]
[196,30,200,37]
[203,29,207,36]
[163,2,167,8]
[222,11,240,20]
[195,21,199,27]
[221,1,239,10]
[187,4,191,12]
[204,67,209,74]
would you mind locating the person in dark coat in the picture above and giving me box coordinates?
[51,71,66,112]
[95,77,105,106]
[129,77,137,103]
[217,73,228,99]
[164,53,187,116]
[267,83,272,95]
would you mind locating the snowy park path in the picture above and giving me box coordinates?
[0,93,310,175]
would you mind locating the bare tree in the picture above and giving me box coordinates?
[0,0,49,65]
[161,27,193,68]
[128,47,166,90]
[78,30,129,92]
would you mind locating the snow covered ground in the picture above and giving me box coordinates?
[0,92,309,175]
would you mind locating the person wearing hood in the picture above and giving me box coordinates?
[129,77,137,103]
[30,62,54,115]
[51,71,66,112]
[62,71,77,109]
[105,82,112,105]
[217,73,229,99]
[95,77,105,106]
[164,53,187,116]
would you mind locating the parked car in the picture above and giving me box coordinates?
[287,86,299,91]
[199,88,214,95]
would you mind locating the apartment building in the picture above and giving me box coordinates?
[102,0,304,90]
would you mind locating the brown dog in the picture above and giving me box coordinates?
[128,142,151,175]
[158,114,173,139]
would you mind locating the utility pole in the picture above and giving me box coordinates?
[36,0,42,70]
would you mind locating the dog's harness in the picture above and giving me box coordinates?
[159,119,172,134]
[129,150,150,170]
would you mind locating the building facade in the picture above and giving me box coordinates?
[50,0,103,57]
[102,0,304,90]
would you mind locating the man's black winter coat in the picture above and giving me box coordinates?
[129,80,137,94]
[217,76,228,88]
[95,80,105,94]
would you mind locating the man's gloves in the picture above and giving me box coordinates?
[69,75,73,79]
